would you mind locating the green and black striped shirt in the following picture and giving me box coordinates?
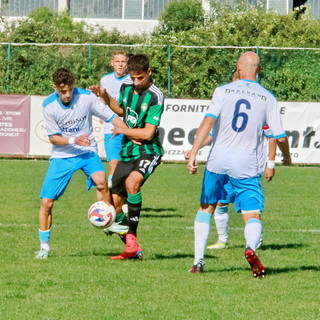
[118,82,164,161]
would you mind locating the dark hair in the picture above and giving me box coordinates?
[127,54,150,72]
[52,68,75,86]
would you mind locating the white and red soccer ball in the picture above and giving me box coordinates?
[88,201,116,229]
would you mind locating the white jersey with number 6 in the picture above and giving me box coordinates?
[206,79,286,179]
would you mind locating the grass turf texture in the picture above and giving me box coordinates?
[0,160,319,320]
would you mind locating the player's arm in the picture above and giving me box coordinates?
[187,116,215,174]
[277,137,292,165]
[49,134,91,146]
[264,137,276,182]
[89,85,124,116]
[184,134,213,160]
[113,122,157,141]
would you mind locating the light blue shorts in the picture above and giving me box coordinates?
[200,170,264,212]
[228,176,264,213]
[200,169,230,205]
[218,180,235,204]
[40,152,105,200]
[104,133,123,162]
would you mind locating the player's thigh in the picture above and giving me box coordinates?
[229,176,264,213]
[111,161,134,196]
[40,157,78,200]
[200,169,229,205]
[133,154,162,180]
[81,152,106,190]
[104,134,123,162]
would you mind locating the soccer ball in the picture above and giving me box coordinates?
[88,201,116,229]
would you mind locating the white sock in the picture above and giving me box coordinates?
[194,211,212,265]
[214,206,229,243]
[244,218,262,251]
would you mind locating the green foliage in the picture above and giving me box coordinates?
[155,0,205,34]
[0,160,320,319]
[0,4,320,100]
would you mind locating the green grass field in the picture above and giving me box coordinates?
[0,160,319,320]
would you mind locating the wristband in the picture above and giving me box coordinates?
[267,160,275,169]
[68,137,75,145]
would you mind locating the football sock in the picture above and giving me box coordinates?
[214,205,229,244]
[38,229,51,250]
[194,211,212,265]
[244,218,262,251]
[107,175,113,189]
[127,192,142,236]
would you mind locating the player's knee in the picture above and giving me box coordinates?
[40,198,54,212]
[125,178,140,194]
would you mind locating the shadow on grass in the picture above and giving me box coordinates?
[153,253,216,260]
[141,207,183,218]
[267,265,320,275]
[232,243,306,250]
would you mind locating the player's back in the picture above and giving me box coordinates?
[206,79,280,179]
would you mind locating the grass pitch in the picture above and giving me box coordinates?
[0,160,319,320]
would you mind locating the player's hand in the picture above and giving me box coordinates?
[187,156,198,174]
[76,134,91,146]
[264,168,275,182]
[89,85,104,96]
[184,150,191,160]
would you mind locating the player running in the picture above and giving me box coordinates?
[187,52,291,277]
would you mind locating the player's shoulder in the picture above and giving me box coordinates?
[148,83,164,103]
[73,88,91,96]
[101,72,114,80]
[42,92,58,108]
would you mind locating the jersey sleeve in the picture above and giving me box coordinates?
[206,87,222,119]
[145,94,164,127]
[266,98,287,139]
[42,105,62,137]
[90,92,116,123]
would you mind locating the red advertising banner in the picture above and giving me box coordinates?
[0,95,30,155]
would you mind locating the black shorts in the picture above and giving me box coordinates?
[111,154,162,196]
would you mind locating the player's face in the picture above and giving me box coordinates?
[53,84,74,104]
[130,69,151,94]
[111,54,128,78]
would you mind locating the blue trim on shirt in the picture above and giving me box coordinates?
[205,113,218,119]
[108,114,116,123]
[274,133,287,139]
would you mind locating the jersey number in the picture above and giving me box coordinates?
[232,99,251,132]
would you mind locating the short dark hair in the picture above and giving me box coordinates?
[52,68,75,86]
[127,54,150,72]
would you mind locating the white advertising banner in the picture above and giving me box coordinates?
[27,97,320,164]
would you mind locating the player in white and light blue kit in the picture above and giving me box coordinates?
[100,50,131,188]
[36,68,127,259]
[187,52,291,277]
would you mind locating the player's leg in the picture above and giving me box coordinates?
[207,203,229,249]
[189,170,228,273]
[82,152,111,203]
[189,203,216,273]
[36,157,76,259]
[231,176,266,277]
[104,133,123,188]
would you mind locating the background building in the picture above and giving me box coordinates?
[0,0,318,34]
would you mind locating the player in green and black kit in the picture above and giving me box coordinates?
[90,54,164,260]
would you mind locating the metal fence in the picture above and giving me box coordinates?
[1,43,320,101]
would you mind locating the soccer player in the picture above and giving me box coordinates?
[100,50,130,188]
[35,67,127,259]
[187,52,291,277]
[185,126,277,250]
[90,54,165,260]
